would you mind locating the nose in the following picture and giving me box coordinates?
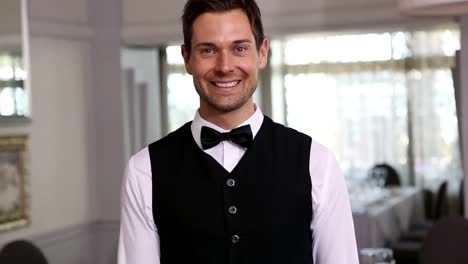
[215,51,234,74]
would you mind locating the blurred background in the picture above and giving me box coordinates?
[0,0,467,263]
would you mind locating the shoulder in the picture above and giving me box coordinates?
[309,140,344,191]
[128,147,151,179]
[310,140,339,175]
[310,140,337,165]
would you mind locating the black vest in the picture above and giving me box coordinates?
[148,116,313,264]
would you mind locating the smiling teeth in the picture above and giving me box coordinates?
[215,81,238,88]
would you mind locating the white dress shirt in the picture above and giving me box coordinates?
[118,107,359,264]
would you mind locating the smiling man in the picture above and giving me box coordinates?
[117,1,359,264]
[181,6,267,129]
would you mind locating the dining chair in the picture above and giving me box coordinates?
[400,181,449,242]
[459,180,464,216]
[390,240,421,264]
[419,217,468,264]
[433,181,448,220]
[392,181,453,263]
[0,240,48,264]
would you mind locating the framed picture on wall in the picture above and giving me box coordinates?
[0,135,29,232]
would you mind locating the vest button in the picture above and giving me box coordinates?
[231,235,240,243]
[226,179,236,187]
[228,206,237,214]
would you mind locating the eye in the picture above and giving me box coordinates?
[235,46,247,53]
[201,48,214,54]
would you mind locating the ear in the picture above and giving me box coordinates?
[181,44,193,75]
[257,38,269,69]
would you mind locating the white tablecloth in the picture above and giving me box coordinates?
[352,187,424,249]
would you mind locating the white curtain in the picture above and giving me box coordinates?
[272,27,463,192]
[407,30,463,193]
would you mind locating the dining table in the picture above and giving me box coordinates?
[351,186,425,250]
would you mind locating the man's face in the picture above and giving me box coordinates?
[182,9,269,115]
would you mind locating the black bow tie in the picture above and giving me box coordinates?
[201,125,253,150]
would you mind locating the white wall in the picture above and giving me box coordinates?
[0,0,96,246]
[89,0,125,222]
[0,36,94,242]
[1,0,123,261]
[461,16,468,218]
[29,0,88,25]
[0,0,22,35]
[0,0,22,53]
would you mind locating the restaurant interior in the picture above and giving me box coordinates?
[0,0,468,263]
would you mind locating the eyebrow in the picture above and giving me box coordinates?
[193,39,253,48]
[232,39,252,45]
[193,42,216,48]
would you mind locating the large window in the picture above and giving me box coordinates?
[271,26,462,191]
[0,53,26,116]
[165,46,200,132]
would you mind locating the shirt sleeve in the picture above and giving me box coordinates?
[309,141,359,264]
[118,148,161,264]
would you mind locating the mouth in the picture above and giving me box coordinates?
[211,80,241,88]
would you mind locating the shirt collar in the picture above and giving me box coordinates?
[191,106,264,149]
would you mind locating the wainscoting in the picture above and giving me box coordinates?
[31,221,119,264]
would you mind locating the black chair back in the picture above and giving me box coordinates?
[433,181,448,220]
[420,217,468,264]
[423,189,434,220]
[0,240,48,264]
[459,180,464,216]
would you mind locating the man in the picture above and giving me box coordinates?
[118,0,359,263]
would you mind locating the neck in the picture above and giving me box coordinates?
[199,101,256,130]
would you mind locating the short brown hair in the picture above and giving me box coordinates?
[182,0,265,53]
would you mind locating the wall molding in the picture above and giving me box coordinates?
[23,220,120,264]
[31,222,94,248]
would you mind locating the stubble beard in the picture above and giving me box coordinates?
[195,80,258,113]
